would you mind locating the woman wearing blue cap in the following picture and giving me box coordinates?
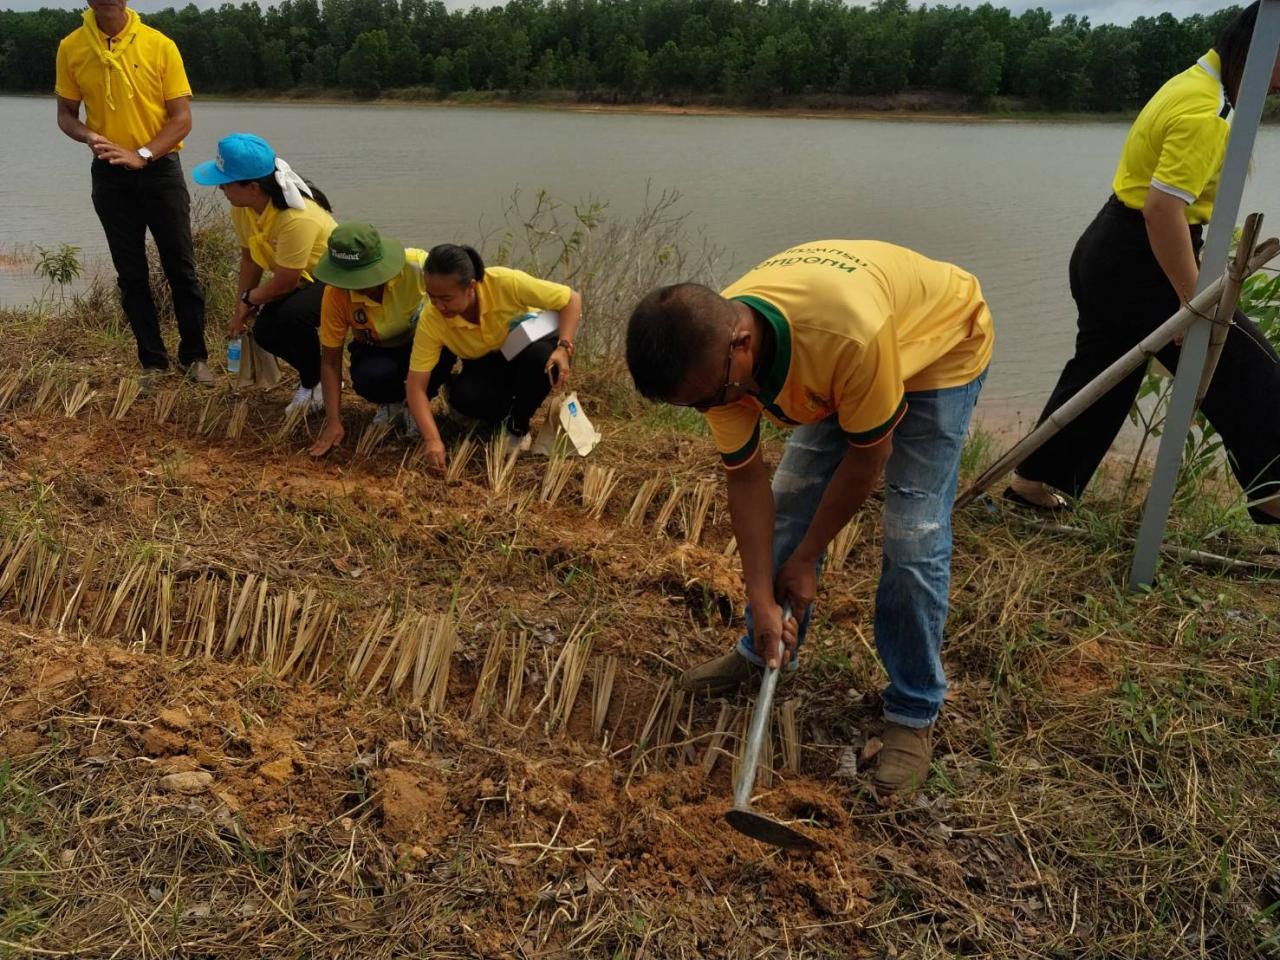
[193,132,337,418]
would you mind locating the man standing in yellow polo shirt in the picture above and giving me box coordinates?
[626,240,993,797]
[54,0,210,385]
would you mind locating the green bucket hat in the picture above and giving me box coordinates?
[314,222,406,290]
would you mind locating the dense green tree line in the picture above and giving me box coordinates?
[0,0,1247,110]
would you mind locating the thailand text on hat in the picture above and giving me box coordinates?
[313,222,406,290]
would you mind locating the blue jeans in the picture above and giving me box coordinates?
[737,370,987,728]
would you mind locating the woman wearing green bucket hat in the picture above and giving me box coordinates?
[192,132,337,419]
[308,222,429,458]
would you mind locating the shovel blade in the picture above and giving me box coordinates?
[725,807,820,852]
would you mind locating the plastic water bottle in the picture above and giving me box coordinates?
[226,336,242,375]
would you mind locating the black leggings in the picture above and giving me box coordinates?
[253,281,326,389]
[427,334,559,435]
[1019,197,1280,520]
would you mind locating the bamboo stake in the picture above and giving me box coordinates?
[445,436,476,484]
[273,404,307,443]
[631,679,671,769]
[540,449,575,505]
[625,477,663,527]
[581,465,619,520]
[1198,214,1263,404]
[58,542,96,634]
[550,634,592,731]
[197,396,223,436]
[723,536,737,558]
[653,483,686,537]
[684,479,716,544]
[223,573,260,657]
[225,401,249,441]
[356,420,393,458]
[110,378,141,420]
[0,370,23,411]
[347,607,393,686]
[31,373,57,415]
[485,432,520,494]
[591,655,618,741]
[779,699,801,775]
[425,615,457,713]
[470,629,506,719]
[955,242,1280,510]
[502,630,530,721]
[62,379,95,418]
[153,388,179,424]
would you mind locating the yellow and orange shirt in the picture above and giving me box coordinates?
[706,240,994,469]
[55,9,191,152]
[409,266,572,373]
[1112,49,1232,225]
[320,248,428,349]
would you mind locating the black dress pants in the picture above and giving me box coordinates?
[426,334,559,434]
[254,281,326,389]
[1020,196,1280,520]
[349,339,412,404]
[90,154,207,370]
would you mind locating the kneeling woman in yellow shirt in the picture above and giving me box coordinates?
[193,133,337,418]
[309,222,427,457]
[405,244,583,473]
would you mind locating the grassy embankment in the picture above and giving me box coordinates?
[0,194,1278,958]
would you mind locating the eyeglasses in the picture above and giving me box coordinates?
[673,332,741,411]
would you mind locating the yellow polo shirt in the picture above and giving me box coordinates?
[1112,50,1231,225]
[320,248,428,349]
[706,240,994,469]
[409,266,572,373]
[55,12,192,152]
[231,200,337,277]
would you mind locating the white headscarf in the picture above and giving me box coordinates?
[273,158,314,211]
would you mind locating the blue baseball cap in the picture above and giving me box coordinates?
[192,133,277,186]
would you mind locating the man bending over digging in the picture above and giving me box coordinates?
[625,241,993,796]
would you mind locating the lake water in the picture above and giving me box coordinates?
[4,94,1280,416]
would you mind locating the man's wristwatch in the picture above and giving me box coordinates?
[137,147,155,165]
[241,289,256,309]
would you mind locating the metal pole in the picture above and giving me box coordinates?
[1128,1,1280,591]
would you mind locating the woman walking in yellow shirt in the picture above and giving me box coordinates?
[405,244,583,473]
[1012,2,1280,523]
[193,133,337,418]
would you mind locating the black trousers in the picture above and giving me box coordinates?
[90,154,207,370]
[253,281,326,389]
[426,334,559,434]
[349,339,412,404]
[1020,196,1280,518]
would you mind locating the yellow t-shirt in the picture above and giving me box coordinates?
[55,11,192,152]
[706,240,994,469]
[1112,50,1231,225]
[230,200,337,278]
[408,266,572,373]
[320,248,428,349]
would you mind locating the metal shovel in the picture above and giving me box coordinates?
[724,605,820,851]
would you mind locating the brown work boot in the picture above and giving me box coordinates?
[872,722,933,798]
[679,650,797,698]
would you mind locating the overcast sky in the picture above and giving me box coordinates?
[0,0,1236,24]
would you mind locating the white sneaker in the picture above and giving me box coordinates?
[373,401,405,427]
[285,384,324,418]
[504,431,532,456]
[402,405,420,439]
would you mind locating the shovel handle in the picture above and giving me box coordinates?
[733,603,793,810]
